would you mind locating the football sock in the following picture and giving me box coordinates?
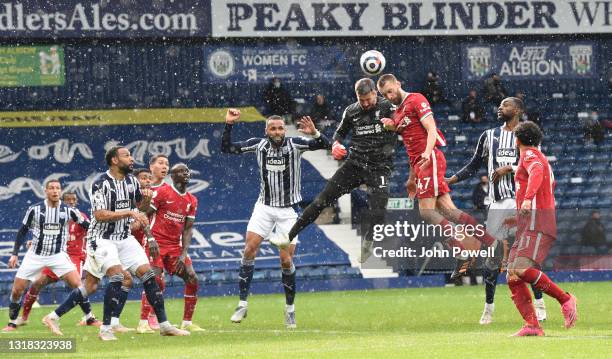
[21,286,39,320]
[281,263,296,306]
[183,281,198,321]
[456,212,495,246]
[110,286,130,320]
[520,267,570,304]
[55,286,87,318]
[531,284,544,300]
[140,291,151,320]
[238,258,255,301]
[142,270,168,323]
[8,298,21,323]
[103,273,124,326]
[484,267,500,304]
[508,278,539,327]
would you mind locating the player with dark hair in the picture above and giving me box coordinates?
[149,154,169,189]
[145,163,203,332]
[286,78,397,261]
[2,180,90,332]
[377,74,499,277]
[222,109,329,328]
[15,191,102,328]
[42,146,188,340]
[506,121,577,336]
[447,97,547,324]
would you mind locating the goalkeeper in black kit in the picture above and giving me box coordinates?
[286,78,398,261]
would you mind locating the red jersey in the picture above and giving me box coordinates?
[134,181,170,246]
[391,93,446,166]
[67,210,88,260]
[515,147,556,238]
[150,184,198,248]
[151,181,169,191]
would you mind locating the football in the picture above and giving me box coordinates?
[360,50,386,76]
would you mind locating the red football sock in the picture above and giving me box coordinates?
[140,291,151,320]
[440,219,466,251]
[21,287,39,321]
[183,282,199,321]
[520,267,570,305]
[508,278,540,327]
[458,212,495,246]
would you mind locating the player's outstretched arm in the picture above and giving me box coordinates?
[449,131,488,185]
[295,116,330,151]
[221,109,262,154]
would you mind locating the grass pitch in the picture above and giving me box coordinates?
[1,281,610,358]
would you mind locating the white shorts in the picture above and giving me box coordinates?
[246,202,298,241]
[83,236,149,279]
[15,250,76,282]
[486,197,517,241]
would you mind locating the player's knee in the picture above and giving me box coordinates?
[280,258,292,269]
[108,272,124,283]
[85,277,98,294]
[122,271,133,288]
[10,287,24,301]
[141,269,156,283]
[513,267,526,277]
[243,243,259,258]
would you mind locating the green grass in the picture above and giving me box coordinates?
[2,281,611,358]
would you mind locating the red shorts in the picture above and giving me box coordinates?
[413,148,450,199]
[508,231,555,266]
[42,254,83,281]
[148,245,192,275]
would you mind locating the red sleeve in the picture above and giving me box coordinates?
[188,196,197,219]
[525,159,544,200]
[413,93,433,121]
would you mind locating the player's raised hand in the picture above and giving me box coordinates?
[405,179,417,199]
[8,255,19,268]
[417,152,431,170]
[297,116,317,135]
[331,141,347,160]
[225,108,241,124]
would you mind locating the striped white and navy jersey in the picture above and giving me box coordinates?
[13,200,88,256]
[221,124,330,207]
[88,171,142,241]
[454,125,518,202]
